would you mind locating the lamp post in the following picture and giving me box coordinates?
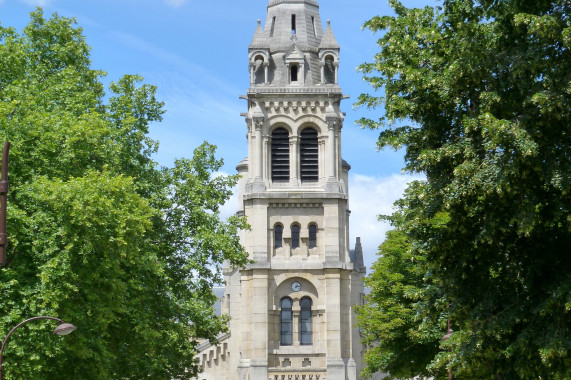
[0,316,76,380]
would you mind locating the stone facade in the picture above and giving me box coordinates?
[195,1,365,379]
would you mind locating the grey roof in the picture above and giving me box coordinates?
[319,20,340,50]
[250,20,268,49]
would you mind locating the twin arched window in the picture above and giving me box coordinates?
[300,297,313,345]
[271,127,318,182]
[280,296,313,346]
[280,297,293,346]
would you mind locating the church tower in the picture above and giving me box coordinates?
[196,1,365,379]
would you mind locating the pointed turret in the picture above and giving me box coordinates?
[247,0,342,88]
[319,20,340,49]
[250,19,268,49]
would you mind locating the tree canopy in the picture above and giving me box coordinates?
[358,226,444,379]
[357,0,570,378]
[0,9,248,379]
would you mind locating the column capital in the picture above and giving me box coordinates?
[326,119,338,130]
[253,118,264,131]
[289,135,300,144]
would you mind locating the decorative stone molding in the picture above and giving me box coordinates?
[269,202,323,208]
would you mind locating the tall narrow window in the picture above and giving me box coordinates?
[290,65,298,82]
[299,297,313,345]
[280,297,293,346]
[311,16,317,37]
[271,128,290,182]
[291,14,296,34]
[275,225,283,248]
[291,225,300,249]
[270,16,276,37]
[309,224,317,249]
[300,128,318,182]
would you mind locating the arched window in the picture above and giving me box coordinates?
[300,128,318,182]
[324,55,335,84]
[290,65,298,82]
[291,225,300,249]
[275,225,283,248]
[308,224,317,249]
[254,55,265,85]
[299,297,313,345]
[280,297,293,346]
[271,128,290,182]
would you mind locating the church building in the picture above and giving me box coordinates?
[196,1,366,379]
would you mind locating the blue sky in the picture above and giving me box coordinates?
[1,0,435,268]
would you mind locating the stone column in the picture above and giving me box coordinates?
[326,119,336,180]
[252,117,265,191]
[264,62,269,84]
[250,63,255,85]
[250,269,269,380]
[325,270,345,380]
[290,135,299,184]
[320,61,325,84]
[334,62,339,84]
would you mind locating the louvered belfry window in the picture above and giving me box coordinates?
[300,128,318,182]
[271,128,290,182]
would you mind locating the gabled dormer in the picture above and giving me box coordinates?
[283,39,306,85]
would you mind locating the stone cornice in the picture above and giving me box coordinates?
[248,87,343,96]
[268,0,319,7]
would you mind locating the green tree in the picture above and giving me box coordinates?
[0,9,248,379]
[357,0,570,378]
[357,221,445,379]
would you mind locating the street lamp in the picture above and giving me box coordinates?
[0,316,76,380]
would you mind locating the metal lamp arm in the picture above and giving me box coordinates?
[0,316,65,378]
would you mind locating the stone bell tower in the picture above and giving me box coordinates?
[195,1,365,379]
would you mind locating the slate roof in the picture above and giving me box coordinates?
[319,20,340,50]
[249,20,268,49]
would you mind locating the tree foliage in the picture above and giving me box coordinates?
[0,9,248,379]
[357,0,570,378]
[357,225,445,379]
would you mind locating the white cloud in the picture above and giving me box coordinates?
[164,0,189,8]
[348,172,424,270]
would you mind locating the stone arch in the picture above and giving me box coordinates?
[294,117,326,136]
[249,50,269,85]
[268,121,293,136]
[319,50,339,85]
[272,275,320,304]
